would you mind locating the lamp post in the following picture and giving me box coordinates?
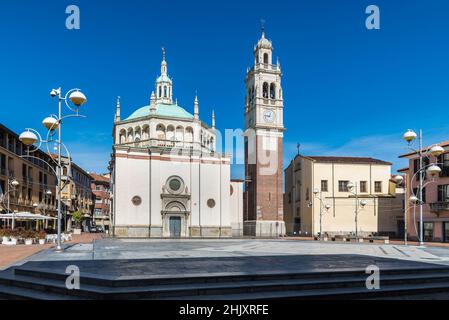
[393,174,408,245]
[19,87,87,252]
[3,178,20,230]
[313,188,331,241]
[402,129,444,247]
[347,182,367,241]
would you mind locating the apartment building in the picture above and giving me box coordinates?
[284,155,403,237]
[60,157,93,232]
[90,173,111,232]
[0,123,57,228]
[399,140,449,242]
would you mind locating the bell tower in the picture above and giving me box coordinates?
[244,26,285,237]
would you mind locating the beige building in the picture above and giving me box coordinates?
[60,157,93,232]
[284,155,403,237]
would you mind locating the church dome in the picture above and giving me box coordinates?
[126,102,194,121]
[257,33,272,49]
[156,74,172,83]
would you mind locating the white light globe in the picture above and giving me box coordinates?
[426,164,442,176]
[42,117,59,131]
[393,175,404,184]
[403,130,417,143]
[19,131,38,146]
[429,145,444,157]
[69,90,87,107]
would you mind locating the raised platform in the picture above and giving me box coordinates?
[1,254,449,300]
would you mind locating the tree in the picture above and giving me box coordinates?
[72,211,83,229]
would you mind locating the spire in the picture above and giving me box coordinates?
[261,19,266,38]
[161,47,167,75]
[212,110,216,129]
[114,96,121,123]
[194,93,199,120]
[150,91,156,113]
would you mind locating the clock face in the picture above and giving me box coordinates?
[263,110,275,123]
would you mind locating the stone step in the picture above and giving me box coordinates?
[2,268,449,300]
[159,281,449,300]
[13,264,449,288]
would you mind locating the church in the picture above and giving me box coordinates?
[111,28,285,238]
[111,49,235,238]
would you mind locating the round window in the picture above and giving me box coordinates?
[169,178,182,192]
[132,196,142,206]
[207,199,216,208]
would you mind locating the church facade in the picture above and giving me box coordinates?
[111,50,234,238]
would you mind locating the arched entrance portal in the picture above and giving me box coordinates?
[162,201,189,238]
[169,216,182,239]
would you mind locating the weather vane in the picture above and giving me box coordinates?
[162,47,166,60]
[260,19,265,34]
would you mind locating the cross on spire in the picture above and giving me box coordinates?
[260,19,266,36]
[162,47,166,61]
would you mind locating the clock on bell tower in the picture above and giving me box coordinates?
[244,26,285,237]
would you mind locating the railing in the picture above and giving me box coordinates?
[116,139,226,157]
[430,202,449,212]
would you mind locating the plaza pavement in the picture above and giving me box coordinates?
[0,233,103,270]
[15,238,449,267]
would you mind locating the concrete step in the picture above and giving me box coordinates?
[159,281,449,300]
[2,267,449,300]
[12,264,449,288]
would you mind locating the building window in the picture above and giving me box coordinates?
[207,199,216,208]
[374,181,382,193]
[321,180,328,192]
[166,176,184,195]
[262,82,269,99]
[438,153,449,177]
[306,188,310,201]
[338,181,349,192]
[360,181,367,193]
[270,83,276,99]
[264,53,269,64]
[438,185,449,202]
[415,158,429,180]
[424,222,434,242]
[131,196,142,206]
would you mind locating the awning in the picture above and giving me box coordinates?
[0,212,57,221]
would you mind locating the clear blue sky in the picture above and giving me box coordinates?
[1,0,449,178]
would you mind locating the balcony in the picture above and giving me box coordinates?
[430,202,449,213]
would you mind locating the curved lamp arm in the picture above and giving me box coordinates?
[409,162,443,198]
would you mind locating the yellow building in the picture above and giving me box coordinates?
[284,155,404,237]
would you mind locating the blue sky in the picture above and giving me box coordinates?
[1,0,449,178]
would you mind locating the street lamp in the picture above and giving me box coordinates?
[313,188,331,241]
[393,174,409,245]
[347,182,367,241]
[1,179,20,230]
[19,87,88,252]
[401,129,444,246]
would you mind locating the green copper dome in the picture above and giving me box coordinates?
[126,103,194,120]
